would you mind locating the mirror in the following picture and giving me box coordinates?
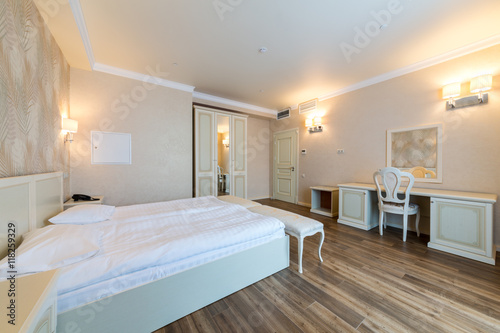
[387,124,442,183]
[217,115,230,196]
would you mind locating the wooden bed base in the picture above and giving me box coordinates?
[0,172,290,333]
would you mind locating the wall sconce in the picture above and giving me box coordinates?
[222,138,229,148]
[62,118,78,143]
[443,74,492,111]
[442,82,461,109]
[306,116,323,133]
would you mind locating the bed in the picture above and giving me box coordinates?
[0,172,289,332]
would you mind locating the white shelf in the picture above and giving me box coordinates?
[310,186,339,218]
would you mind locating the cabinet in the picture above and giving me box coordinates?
[194,106,247,198]
[338,187,379,230]
[310,186,339,217]
[429,198,494,264]
[0,269,59,333]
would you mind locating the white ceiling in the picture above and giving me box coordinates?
[35,0,500,112]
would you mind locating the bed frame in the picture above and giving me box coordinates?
[0,172,290,333]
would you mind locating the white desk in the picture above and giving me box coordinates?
[310,186,339,217]
[337,183,497,265]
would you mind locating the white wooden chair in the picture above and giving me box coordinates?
[408,166,436,179]
[373,167,420,242]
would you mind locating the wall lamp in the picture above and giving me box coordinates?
[222,138,229,148]
[306,116,323,133]
[62,118,78,143]
[443,74,492,110]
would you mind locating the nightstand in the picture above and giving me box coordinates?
[310,186,339,217]
[0,269,59,333]
[63,195,104,209]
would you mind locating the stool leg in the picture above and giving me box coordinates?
[298,236,304,274]
[318,229,324,263]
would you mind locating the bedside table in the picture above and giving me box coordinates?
[63,195,104,209]
[310,186,339,217]
[0,269,60,333]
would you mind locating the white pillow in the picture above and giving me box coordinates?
[49,204,116,224]
[0,224,102,275]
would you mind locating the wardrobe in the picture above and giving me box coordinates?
[194,106,247,198]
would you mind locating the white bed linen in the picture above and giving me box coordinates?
[56,196,284,313]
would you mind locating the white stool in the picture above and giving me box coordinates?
[248,206,324,273]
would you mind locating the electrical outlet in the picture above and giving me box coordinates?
[337,149,344,154]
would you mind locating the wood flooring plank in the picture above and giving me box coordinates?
[157,199,500,333]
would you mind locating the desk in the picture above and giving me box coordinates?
[337,183,497,265]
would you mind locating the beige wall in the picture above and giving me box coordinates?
[270,45,500,244]
[0,0,70,196]
[247,117,271,199]
[70,68,193,206]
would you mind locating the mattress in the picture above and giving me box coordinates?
[56,196,285,313]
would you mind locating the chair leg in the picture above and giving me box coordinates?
[403,214,408,242]
[383,213,387,229]
[379,210,384,236]
[318,230,324,263]
[298,236,304,274]
[415,209,421,237]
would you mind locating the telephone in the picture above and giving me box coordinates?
[72,194,98,201]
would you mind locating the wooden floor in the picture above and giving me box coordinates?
[154,199,500,333]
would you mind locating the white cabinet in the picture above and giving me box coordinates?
[194,106,247,198]
[310,186,339,217]
[338,187,379,230]
[0,269,59,333]
[429,198,495,264]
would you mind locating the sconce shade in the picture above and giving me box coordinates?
[442,83,461,99]
[305,118,313,128]
[313,116,322,126]
[62,118,78,133]
[470,74,492,93]
[222,139,229,146]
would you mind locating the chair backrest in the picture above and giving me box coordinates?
[408,166,436,178]
[373,167,415,206]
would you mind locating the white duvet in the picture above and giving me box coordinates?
[55,196,284,313]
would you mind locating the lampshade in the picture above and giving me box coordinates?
[222,139,229,146]
[305,118,313,127]
[470,74,492,93]
[313,116,322,126]
[62,118,78,133]
[442,83,461,99]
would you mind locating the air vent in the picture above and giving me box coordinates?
[276,108,290,120]
[298,99,318,114]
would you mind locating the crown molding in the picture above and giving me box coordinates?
[192,92,277,115]
[319,34,500,102]
[93,63,195,93]
[68,0,94,68]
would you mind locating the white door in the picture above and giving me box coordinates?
[273,129,298,203]
[231,115,247,198]
[194,109,216,197]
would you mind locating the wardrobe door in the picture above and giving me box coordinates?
[231,115,247,198]
[195,109,216,197]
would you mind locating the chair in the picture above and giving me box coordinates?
[373,167,420,242]
[408,166,436,179]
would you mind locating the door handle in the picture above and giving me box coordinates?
[291,167,295,171]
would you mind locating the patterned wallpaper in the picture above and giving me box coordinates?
[0,0,70,193]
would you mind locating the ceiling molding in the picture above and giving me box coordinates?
[93,63,195,93]
[193,92,277,115]
[68,0,94,68]
[319,34,500,102]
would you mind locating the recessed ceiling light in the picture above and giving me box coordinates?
[380,24,388,30]
[259,47,268,53]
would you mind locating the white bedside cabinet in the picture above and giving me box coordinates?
[0,269,59,333]
[63,196,104,210]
